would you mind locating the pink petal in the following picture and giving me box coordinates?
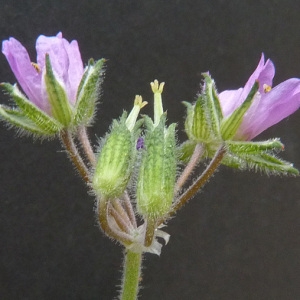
[63,39,84,104]
[219,54,275,119]
[2,37,49,111]
[219,88,243,117]
[36,33,69,83]
[239,54,275,106]
[236,78,300,140]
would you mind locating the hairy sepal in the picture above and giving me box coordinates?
[74,58,105,126]
[224,139,298,175]
[1,83,61,135]
[45,54,73,126]
[221,81,259,140]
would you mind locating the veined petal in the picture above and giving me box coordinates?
[219,54,275,119]
[36,33,69,83]
[1,37,48,112]
[242,54,275,97]
[219,88,243,117]
[236,78,300,140]
[63,39,84,104]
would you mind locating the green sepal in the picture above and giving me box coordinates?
[224,139,298,175]
[74,58,105,126]
[183,74,223,144]
[192,95,212,142]
[178,140,197,163]
[240,153,299,175]
[0,105,53,135]
[221,81,259,140]
[93,112,137,198]
[183,101,194,140]
[225,139,284,154]
[137,116,177,218]
[202,73,223,138]
[44,54,73,126]
[1,83,62,135]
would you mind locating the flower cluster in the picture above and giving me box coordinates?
[1,32,299,300]
[0,33,299,253]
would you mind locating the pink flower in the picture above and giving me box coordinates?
[219,54,300,140]
[2,32,84,114]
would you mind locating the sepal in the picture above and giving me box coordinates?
[183,74,223,144]
[0,83,62,136]
[224,139,298,175]
[0,105,52,135]
[202,73,223,138]
[178,140,197,163]
[74,58,105,126]
[45,54,73,126]
[226,139,284,154]
[192,95,212,142]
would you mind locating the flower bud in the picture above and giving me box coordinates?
[137,116,177,218]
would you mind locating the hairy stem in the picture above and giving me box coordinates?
[144,217,156,247]
[160,145,226,224]
[98,197,133,245]
[112,199,134,230]
[122,191,137,229]
[110,202,132,234]
[175,143,205,194]
[77,126,96,166]
[120,250,142,300]
[60,129,90,183]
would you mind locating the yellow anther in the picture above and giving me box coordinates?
[31,62,41,73]
[263,84,272,93]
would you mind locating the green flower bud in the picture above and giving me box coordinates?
[137,116,177,218]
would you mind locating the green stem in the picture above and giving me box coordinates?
[120,250,142,300]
